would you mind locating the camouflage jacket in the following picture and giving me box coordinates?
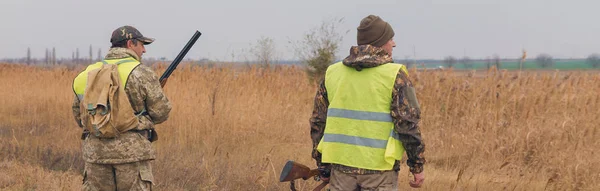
[72,47,172,164]
[310,45,426,174]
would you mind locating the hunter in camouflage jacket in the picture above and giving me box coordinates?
[72,47,171,164]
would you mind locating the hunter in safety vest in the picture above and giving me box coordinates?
[317,62,408,170]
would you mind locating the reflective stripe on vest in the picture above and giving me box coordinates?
[323,130,401,149]
[72,57,140,100]
[317,62,408,170]
[327,108,393,122]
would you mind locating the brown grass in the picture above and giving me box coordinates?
[0,63,599,190]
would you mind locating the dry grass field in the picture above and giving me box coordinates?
[0,63,599,190]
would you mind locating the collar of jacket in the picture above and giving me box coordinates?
[342,45,393,71]
[104,47,140,61]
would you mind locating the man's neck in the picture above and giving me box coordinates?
[105,47,140,61]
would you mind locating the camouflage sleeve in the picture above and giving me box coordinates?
[310,80,329,167]
[131,65,172,124]
[391,70,426,174]
[72,96,83,128]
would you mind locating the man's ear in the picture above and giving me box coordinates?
[126,40,133,48]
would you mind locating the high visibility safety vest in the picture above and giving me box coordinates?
[317,62,408,170]
[73,57,140,100]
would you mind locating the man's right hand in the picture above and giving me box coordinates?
[159,78,167,88]
[409,172,424,188]
[318,165,331,182]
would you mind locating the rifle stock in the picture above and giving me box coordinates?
[279,160,320,182]
[159,30,202,87]
[280,160,329,191]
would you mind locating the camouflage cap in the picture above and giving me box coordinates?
[110,26,155,45]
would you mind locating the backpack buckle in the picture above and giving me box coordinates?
[92,124,102,137]
[87,104,96,115]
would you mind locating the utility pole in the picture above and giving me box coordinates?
[26,47,31,65]
[45,48,49,65]
[89,45,93,63]
[76,48,80,65]
[412,45,417,68]
[97,48,102,61]
[52,47,56,65]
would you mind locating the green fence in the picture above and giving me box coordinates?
[413,60,596,70]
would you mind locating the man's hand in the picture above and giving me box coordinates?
[159,78,167,88]
[409,172,424,188]
[318,165,331,182]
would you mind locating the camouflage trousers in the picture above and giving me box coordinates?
[83,160,153,191]
[329,168,398,191]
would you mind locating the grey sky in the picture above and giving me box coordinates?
[1,0,598,61]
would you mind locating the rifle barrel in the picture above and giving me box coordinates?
[159,30,202,82]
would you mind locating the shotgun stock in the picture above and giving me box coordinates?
[280,160,329,191]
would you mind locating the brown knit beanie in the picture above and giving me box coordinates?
[357,15,395,47]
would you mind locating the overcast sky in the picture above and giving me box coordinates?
[1,0,598,61]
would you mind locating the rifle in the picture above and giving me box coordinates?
[280,160,329,191]
[159,30,202,87]
[133,31,200,142]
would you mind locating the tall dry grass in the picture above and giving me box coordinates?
[0,63,598,190]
